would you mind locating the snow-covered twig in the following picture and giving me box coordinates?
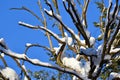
[19,21,64,43]
[0,67,19,80]
[14,58,31,80]
[0,54,7,67]
[45,0,54,13]
[0,49,83,79]
[19,21,39,29]
[38,26,64,43]
[25,43,52,54]
[107,21,120,54]
[94,0,120,79]
[64,0,90,47]
[82,0,90,27]
[110,47,120,54]
[0,38,85,79]
[37,0,53,50]
[44,6,86,47]
[0,38,8,50]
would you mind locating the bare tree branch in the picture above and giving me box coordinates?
[94,0,120,79]
[45,2,86,47]
[107,21,120,54]
[37,0,53,50]
[0,54,8,67]
[82,0,90,27]
[13,58,31,80]
[10,6,43,24]
[63,0,90,47]
[18,21,64,43]
[0,43,84,80]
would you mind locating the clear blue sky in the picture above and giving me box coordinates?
[0,0,101,78]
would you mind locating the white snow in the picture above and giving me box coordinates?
[22,65,26,71]
[75,34,80,41]
[62,57,90,76]
[0,38,4,43]
[55,14,62,20]
[67,37,73,45]
[110,47,120,54]
[97,44,103,55]
[80,40,86,45]
[30,59,41,64]
[98,33,103,40]
[80,46,86,50]
[76,54,80,60]
[89,37,95,46]
[24,76,28,80]
[60,32,73,45]
[55,32,90,76]
[26,43,32,47]
[106,72,120,80]
[0,38,7,49]
[18,21,35,28]
[0,53,4,57]
[0,67,19,80]
[82,20,86,27]
[7,49,27,59]
[44,8,53,16]
[54,43,62,55]
[62,0,66,2]
[60,35,73,45]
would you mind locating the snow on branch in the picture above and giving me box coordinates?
[18,21,64,43]
[19,21,39,29]
[0,38,8,50]
[63,0,90,47]
[14,58,31,80]
[110,47,120,54]
[93,0,120,79]
[0,67,19,80]
[25,43,52,54]
[107,21,120,54]
[0,39,85,80]
[107,72,120,80]
[44,6,87,47]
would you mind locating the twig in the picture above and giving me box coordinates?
[94,0,119,79]
[37,0,53,50]
[45,2,86,47]
[10,6,43,24]
[24,43,53,55]
[13,58,31,80]
[63,0,90,47]
[82,0,90,27]
[18,21,39,29]
[107,20,120,54]
[0,46,84,80]
[18,21,64,43]
[0,54,8,67]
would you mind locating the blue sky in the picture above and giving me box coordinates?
[0,0,102,78]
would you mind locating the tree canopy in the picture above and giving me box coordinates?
[0,0,120,80]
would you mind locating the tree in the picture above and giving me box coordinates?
[0,0,120,80]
